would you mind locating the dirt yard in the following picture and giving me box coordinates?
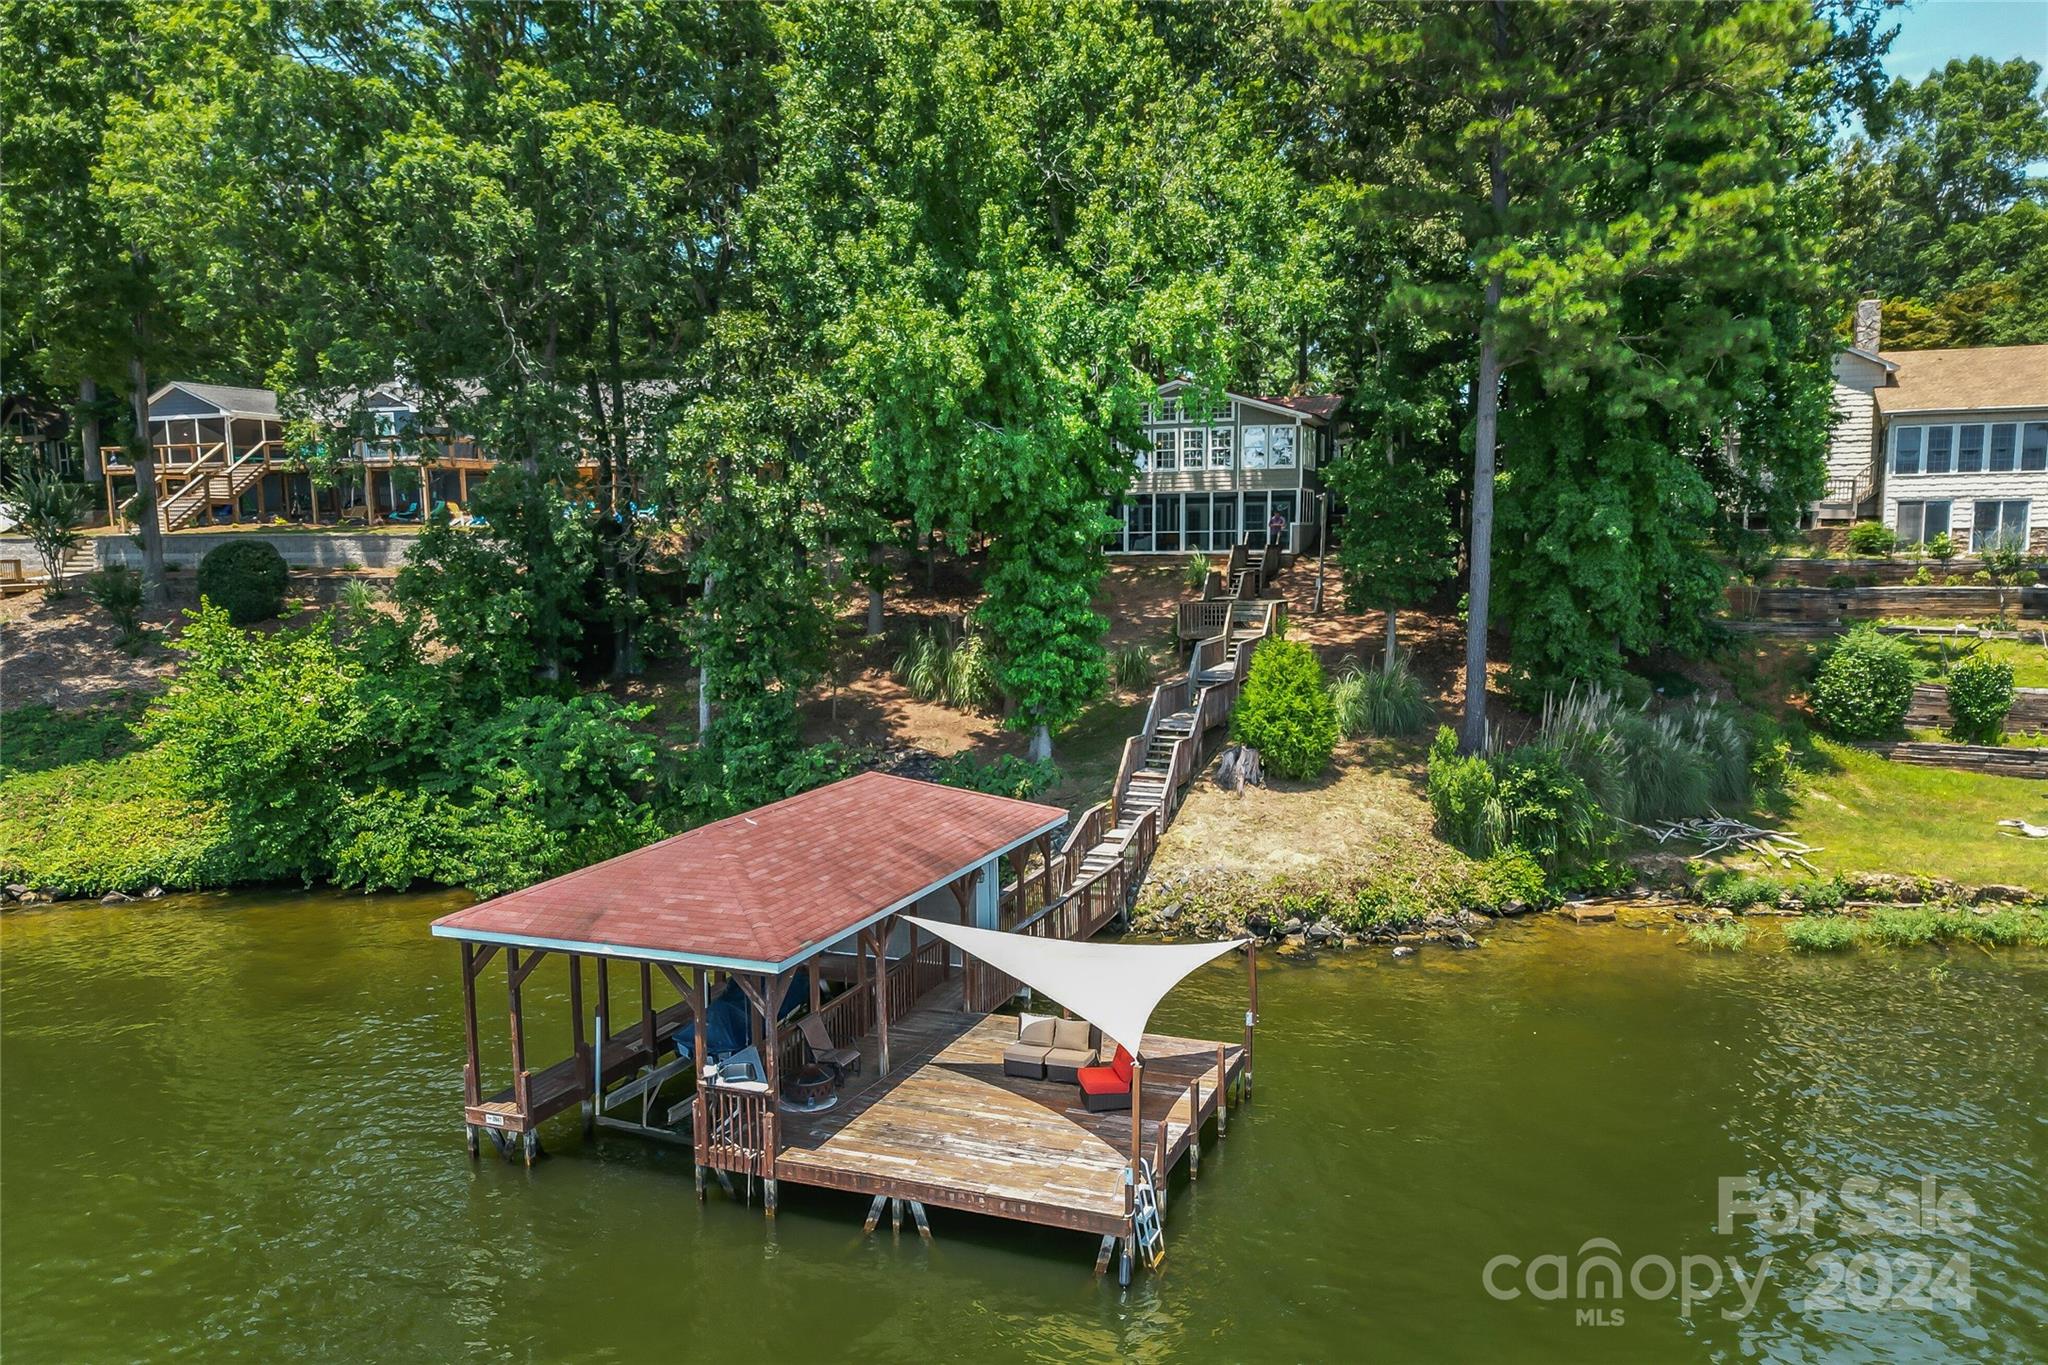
[0,592,187,712]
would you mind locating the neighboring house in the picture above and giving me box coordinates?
[1821,299,2048,552]
[1,395,79,483]
[1112,379,1342,555]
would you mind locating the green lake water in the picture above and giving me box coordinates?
[3,890,2045,1362]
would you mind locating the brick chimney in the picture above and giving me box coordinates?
[1854,293,1881,353]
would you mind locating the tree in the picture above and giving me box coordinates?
[1328,447,1455,668]
[2,467,86,595]
[758,0,1301,760]
[1836,57,2048,343]
[1307,0,1842,723]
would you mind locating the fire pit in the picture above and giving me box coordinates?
[781,1063,837,1113]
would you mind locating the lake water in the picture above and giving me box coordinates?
[2,890,2044,1362]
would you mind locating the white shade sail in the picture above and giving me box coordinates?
[904,916,1247,1059]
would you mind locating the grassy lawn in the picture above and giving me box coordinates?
[1777,739,2047,889]
[1895,632,2048,688]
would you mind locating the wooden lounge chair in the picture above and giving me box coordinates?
[1077,1046,1134,1112]
[798,1013,860,1080]
[1042,1017,1099,1084]
[1002,1013,1058,1079]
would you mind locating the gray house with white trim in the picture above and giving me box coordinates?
[1112,379,1341,555]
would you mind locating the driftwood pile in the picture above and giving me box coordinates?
[1630,815,1822,873]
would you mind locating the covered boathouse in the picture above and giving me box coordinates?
[429,770,1253,1280]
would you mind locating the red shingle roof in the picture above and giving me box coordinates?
[429,772,1066,968]
[1251,394,1344,421]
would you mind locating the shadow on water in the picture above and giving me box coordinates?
[2,891,2044,1361]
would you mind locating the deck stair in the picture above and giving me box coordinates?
[157,450,265,532]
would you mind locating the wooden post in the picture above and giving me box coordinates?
[506,948,533,1163]
[691,967,709,1198]
[597,958,611,1041]
[420,463,431,516]
[1244,944,1257,1102]
[763,970,783,1216]
[1215,1042,1228,1137]
[569,954,590,1133]
[458,466,469,508]
[871,926,892,1077]
[368,466,380,526]
[460,943,482,1157]
[808,961,822,1017]
[639,962,656,1058]
[1129,1055,1144,1193]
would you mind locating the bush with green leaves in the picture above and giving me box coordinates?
[1946,654,2014,743]
[1810,626,1917,738]
[4,467,88,595]
[931,752,1059,799]
[142,601,669,894]
[82,566,146,647]
[196,539,289,624]
[1845,521,1897,557]
[1182,553,1211,595]
[1329,656,1431,737]
[1529,686,1753,824]
[1424,726,1613,878]
[1230,638,1338,780]
[1684,919,1749,951]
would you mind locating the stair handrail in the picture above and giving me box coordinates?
[159,447,264,530]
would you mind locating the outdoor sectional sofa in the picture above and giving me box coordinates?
[1001,1013,1100,1082]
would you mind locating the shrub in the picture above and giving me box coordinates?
[1846,521,1897,557]
[196,539,288,624]
[1866,906,1942,947]
[1329,656,1431,737]
[1702,870,1782,910]
[82,566,146,647]
[1684,919,1749,950]
[4,467,88,595]
[893,622,998,711]
[1824,572,1857,590]
[1230,637,1338,780]
[1943,573,1965,586]
[1530,686,1752,824]
[1903,565,1933,586]
[1785,916,1861,952]
[931,752,1058,799]
[1182,553,1212,595]
[1470,848,1551,911]
[1946,655,2015,743]
[1927,531,1957,566]
[1112,643,1153,694]
[1810,626,1916,738]
[1426,726,1503,853]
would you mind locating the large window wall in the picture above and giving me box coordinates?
[1110,490,1296,553]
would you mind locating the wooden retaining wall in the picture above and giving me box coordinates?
[1905,685,2048,735]
[1734,585,2047,623]
[1861,740,2048,779]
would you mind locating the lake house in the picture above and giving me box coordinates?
[1820,299,2048,552]
[1112,380,1342,556]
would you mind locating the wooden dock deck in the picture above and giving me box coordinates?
[769,981,1244,1238]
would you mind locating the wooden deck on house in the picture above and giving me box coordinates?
[767,981,1244,1237]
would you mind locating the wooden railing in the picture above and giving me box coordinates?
[702,1084,771,1177]
[1177,598,1232,641]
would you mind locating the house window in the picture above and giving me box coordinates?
[1972,499,2029,552]
[1242,426,1268,471]
[1207,492,1239,549]
[1989,423,2017,472]
[1154,429,1177,473]
[1892,425,1922,475]
[1957,425,1985,473]
[1896,499,1951,546]
[1208,426,1233,470]
[2024,422,2048,473]
[1158,395,1181,424]
[1126,497,1155,553]
[1924,425,1953,474]
[1153,494,1183,552]
[1269,427,1297,469]
[1132,441,1150,474]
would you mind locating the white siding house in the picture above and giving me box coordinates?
[1819,298,2048,553]
[1112,379,1341,555]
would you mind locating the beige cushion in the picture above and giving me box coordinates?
[1052,1018,1093,1052]
[1043,1046,1094,1069]
[1018,1013,1057,1046]
[1003,1041,1052,1063]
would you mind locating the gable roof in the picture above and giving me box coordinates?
[147,382,279,419]
[1875,345,2048,416]
[430,772,1068,972]
[1839,346,1897,373]
[1154,378,1343,425]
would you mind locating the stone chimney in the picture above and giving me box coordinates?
[1854,294,1882,353]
